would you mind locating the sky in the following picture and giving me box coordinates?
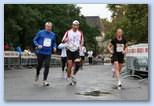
[77,4,112,21]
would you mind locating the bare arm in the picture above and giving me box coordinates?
[107,42,113,54]
[123,43,128,55]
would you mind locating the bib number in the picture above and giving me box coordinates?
[116,44,124,52]
[43,38,51,47]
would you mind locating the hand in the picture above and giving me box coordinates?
[110,50,113,54]
[122,50,126,54]
[37,45,43,49]
[53,48,57,53]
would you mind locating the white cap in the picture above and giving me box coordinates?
[72,20,80,25]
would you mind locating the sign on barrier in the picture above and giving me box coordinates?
[4,51,61,68]
[126,43,148,73]
[4,51,20,67]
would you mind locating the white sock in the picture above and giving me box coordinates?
[112,68,115,72]
[118,80,122,85]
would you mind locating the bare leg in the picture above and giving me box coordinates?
[114,61,120,81]
[119,63,123,73]
[73,62,80,75]
[67,60,73,78]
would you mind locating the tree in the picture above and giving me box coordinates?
[103,4,148,44]
[4,4,100,52]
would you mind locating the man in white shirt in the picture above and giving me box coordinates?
[79,46,86,69]
[62,20,84,85]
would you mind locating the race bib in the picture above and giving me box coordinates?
[43,38,51,47]
[116,44,124,52]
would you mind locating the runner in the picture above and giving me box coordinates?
[79,46,86,69]
[62,20,84,85]
[33,22,57,86]
[107,28,128,89]
[58,43,67,77]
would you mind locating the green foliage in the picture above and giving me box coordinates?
[4,4,99,52]
[103,4,148,43]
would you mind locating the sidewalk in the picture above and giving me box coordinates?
[4,65,149,101]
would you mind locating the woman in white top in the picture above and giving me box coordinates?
[79,46,86,68]
[58,43,67,73]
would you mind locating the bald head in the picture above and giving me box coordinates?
[45,22,52,32]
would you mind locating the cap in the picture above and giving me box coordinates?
[72,20,80,25]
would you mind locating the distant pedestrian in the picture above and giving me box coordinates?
[87,50,93,64]
[58,43,67,77]
[79,46,86,69]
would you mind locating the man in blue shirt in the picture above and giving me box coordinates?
[33,22,57,86]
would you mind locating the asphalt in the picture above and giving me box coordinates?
[4,64,149,101]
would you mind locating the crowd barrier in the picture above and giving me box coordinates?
[122,43,148,79]
[4,51,61,69]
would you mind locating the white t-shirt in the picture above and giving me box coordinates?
[62,29,84,52]
[88,51,93,58]
[58,43,67,57]
[79,46,86,56]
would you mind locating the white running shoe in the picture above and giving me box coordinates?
[67,78,73,85]
[112,68,115,72]
[43,81,50,86]
[117,80,122,90]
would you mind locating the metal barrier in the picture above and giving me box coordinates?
[4,51,61,69]
[122,43,148,79]
[4,51,20,68]
[20,52,37,66]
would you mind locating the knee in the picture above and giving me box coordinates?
[67,60,72,66]
[114,62,119,69]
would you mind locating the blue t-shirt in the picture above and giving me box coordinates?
[33,30,57,55]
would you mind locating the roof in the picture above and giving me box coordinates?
[85,16,103,31]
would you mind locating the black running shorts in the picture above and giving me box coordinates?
[80,56,85,61]
[67,49,80,62]
[112,53,124,64]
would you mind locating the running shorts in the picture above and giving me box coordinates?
[112,53,124,64]
[67,49,80,62]
[80,56,85,61]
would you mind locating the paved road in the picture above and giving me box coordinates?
[4,64,149,101]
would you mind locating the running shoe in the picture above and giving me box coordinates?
[67,78,73,85]
[43,81,50,86]
[117,80,122,90]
